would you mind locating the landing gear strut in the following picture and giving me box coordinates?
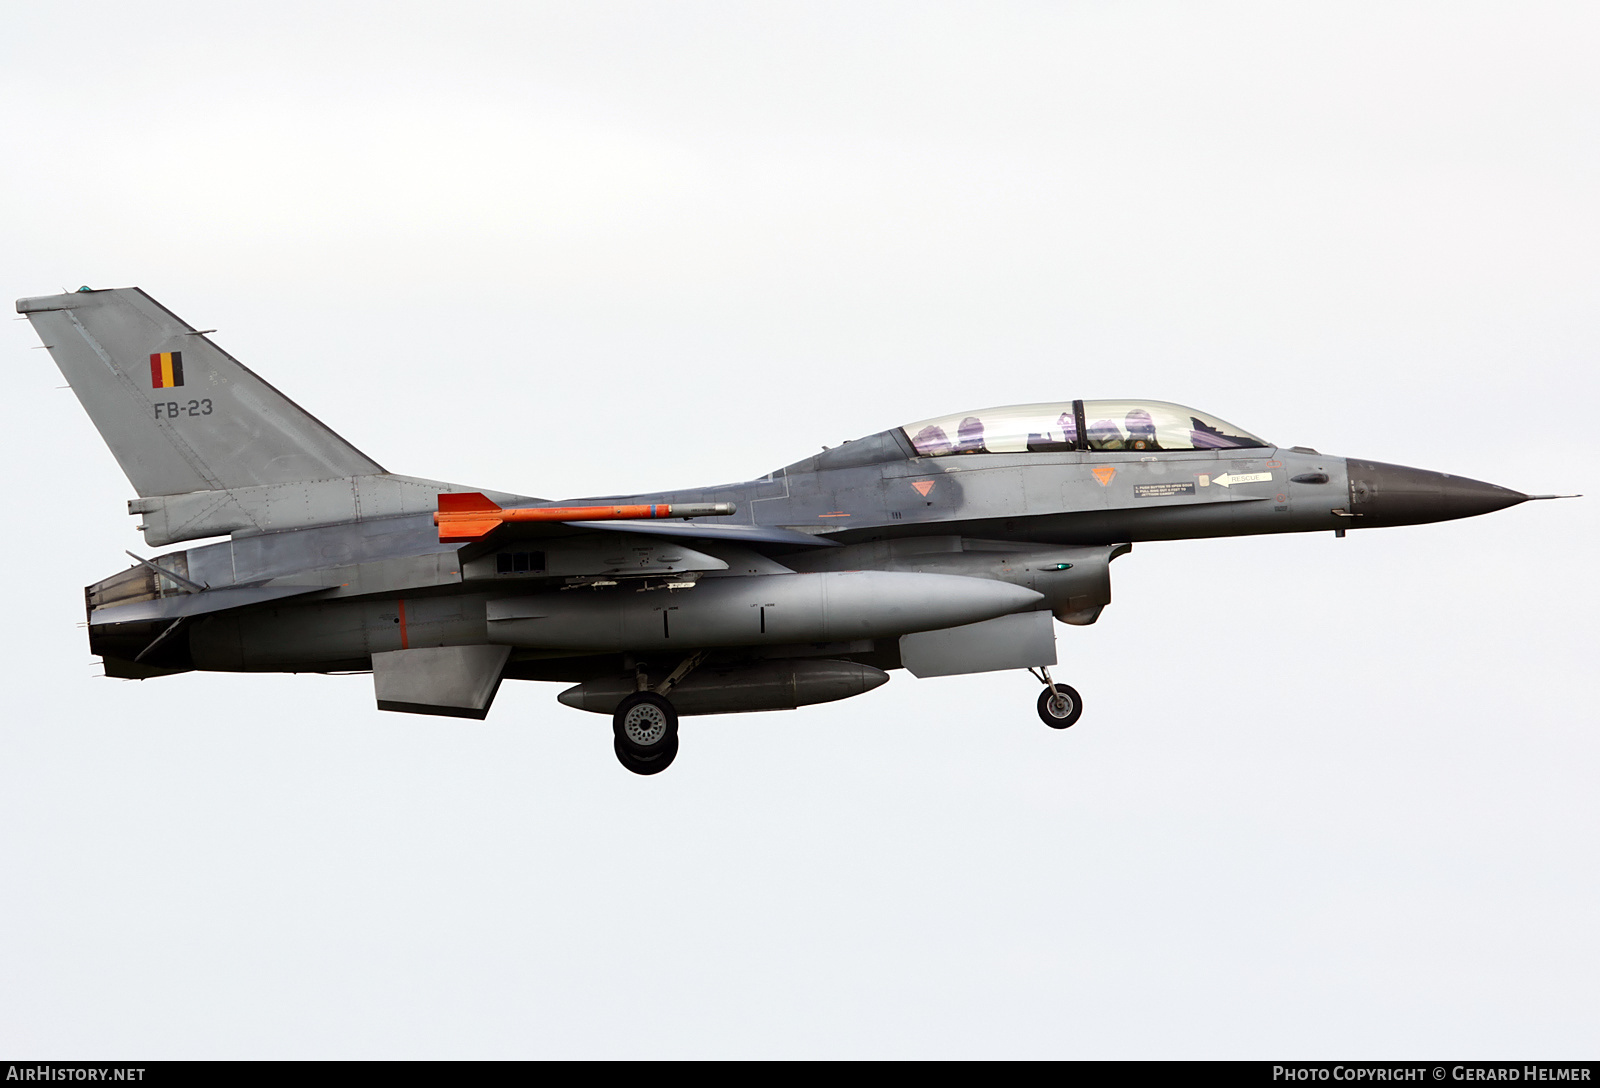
[1029,666,1083,730]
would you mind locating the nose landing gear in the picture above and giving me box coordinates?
[1029,666,1083,730]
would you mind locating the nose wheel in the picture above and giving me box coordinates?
[1029,667,1083,730]
[612,691,680,774]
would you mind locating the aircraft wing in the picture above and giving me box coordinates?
[452,516,836,567]
[557,519,837,547]
[88,584,328,625]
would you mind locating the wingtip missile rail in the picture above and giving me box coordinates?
[433,492,737,543]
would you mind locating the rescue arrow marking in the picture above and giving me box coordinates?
[1211,472,1272,488]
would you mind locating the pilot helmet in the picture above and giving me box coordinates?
[1125,408,1157,450]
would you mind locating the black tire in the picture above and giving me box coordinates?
[614,734,678,776]
[612,691,679,755]
[1036,683,1083,729]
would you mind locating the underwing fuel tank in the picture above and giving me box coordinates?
[558,659,890,716]
[487,570,1044,651]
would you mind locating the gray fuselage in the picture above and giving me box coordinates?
[88,430,1524,690]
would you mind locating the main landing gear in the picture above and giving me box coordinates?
[612,651,705,775]
[1028,666,1083,730]
[613,692,679,775]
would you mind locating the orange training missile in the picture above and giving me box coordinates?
[434,492,737,543]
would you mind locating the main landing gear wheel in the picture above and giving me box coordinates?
[1036,683,1083,730]
[614,734,679,776]
[612,691,680,773]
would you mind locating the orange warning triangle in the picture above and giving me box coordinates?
[1092,465,1116,486]
[911,480,934,497]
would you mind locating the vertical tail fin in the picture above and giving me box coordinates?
[19,287,384,497]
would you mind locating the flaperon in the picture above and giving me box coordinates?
[21,286,1569,774]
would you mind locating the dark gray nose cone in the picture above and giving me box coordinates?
[1347,459,1528,527]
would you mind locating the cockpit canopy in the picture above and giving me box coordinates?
[901,400,1270,457]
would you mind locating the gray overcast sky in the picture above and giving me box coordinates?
[2,1,1596,1058]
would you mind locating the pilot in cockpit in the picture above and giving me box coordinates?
[1058,411,1078,446]
[910,423,951,455]
[954,415,986,454]
[1087,419,1124,450]
[1125,408,1161,451]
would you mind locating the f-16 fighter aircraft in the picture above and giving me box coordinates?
[22,287,1567,774]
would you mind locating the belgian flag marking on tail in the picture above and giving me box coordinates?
[149,351,184,389]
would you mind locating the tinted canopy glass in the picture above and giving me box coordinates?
[902,400,1269,457]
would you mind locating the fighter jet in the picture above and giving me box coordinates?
[21,287,1568,774]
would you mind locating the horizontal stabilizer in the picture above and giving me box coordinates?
[89,583,327,625]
